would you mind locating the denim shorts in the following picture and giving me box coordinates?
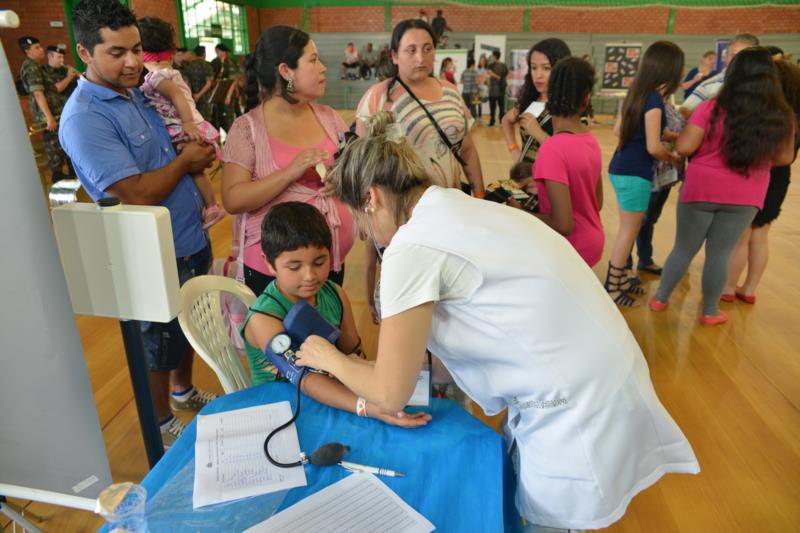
[609,173,652,212]
[140,242,212,371]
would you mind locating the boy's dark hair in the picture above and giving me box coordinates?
[509,161,533,183]
[72,0,137,55]
[547,57,596,117]
[138,17,175,53]
[194,45,206,57]
[492,49,501,59]
[467,58,475,68]
[260,202,332,267]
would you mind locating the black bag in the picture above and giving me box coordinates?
[393,76,470,180]
[15,76,28,96]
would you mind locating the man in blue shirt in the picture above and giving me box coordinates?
[59,0,217,448]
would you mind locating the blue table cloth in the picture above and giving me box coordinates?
[113,382,520,532]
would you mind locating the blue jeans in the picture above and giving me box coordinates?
[627,187,671,269]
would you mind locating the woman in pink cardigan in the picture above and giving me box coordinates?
[221,26,355,295]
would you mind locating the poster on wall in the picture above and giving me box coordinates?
[474,34,506,65]
[435,49,468,93]
[714,39,731,72]
[601,43,642,92]
[507,49,528,100]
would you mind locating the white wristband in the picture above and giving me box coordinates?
[356,397,368,417]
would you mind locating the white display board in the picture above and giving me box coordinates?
[474,34,507,64]
[434,48,468,93]
[52,203,181,323]
[508,48,529,100]
[0,37,111,507]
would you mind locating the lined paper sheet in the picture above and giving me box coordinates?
[193,402,307,509]
[243,473,435,533]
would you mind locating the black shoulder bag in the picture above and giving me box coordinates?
[391,77,472,192]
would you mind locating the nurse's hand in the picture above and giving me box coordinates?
[296,335,343,374]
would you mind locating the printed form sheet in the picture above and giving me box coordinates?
[244,472,435,532]
[193,402,307,509]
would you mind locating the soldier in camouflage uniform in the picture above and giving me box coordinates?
[210,43,238,133]
[18,36,71,183]
[173,46,190,80]
[45,45,79,103]
[183,45,215,121]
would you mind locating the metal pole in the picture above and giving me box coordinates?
[119,321,164,467]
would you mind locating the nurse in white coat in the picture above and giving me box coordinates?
[296,111,699,531]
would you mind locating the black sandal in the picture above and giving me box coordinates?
[605,263,639,307]
[626,274,645,295]
[638,263,663,275]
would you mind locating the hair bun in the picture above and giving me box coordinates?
[366,110,398,137]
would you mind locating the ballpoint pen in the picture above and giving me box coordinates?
[339,460,406,477]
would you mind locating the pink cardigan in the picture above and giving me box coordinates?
[222,103,354,276]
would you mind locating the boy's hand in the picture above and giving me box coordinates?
[373,408,432,428]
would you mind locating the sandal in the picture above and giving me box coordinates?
[626,274,646,295]
[638,263,663,275]
[605,263,639,307]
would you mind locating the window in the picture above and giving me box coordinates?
[180,0,249,57]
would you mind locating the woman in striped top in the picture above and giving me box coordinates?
[356,18,485,324]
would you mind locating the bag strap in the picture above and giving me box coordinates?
[394,76,468,167]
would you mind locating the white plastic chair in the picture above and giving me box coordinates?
[178,275,256,394]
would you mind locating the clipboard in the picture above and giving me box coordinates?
[207,78,235,105]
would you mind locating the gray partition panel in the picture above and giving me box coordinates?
[0,40,111,500]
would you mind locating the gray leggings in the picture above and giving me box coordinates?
[656,201,757,315]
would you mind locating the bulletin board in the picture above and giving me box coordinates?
[601,43,642,92]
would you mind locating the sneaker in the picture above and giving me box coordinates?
[160,416,186,449]
[169,388,217,412]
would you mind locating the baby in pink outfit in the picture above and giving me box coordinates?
[138,16,225,229]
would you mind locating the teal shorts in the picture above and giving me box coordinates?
[609,173,651,212]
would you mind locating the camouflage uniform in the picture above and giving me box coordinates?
[44,64,77,104]
[183,59,214,121]
[210,57,238,133]
[20,57,69,181]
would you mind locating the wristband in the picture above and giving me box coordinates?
[508,143,519,152]
[356,397,368,417]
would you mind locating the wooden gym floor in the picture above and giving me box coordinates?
[3,112,799,532]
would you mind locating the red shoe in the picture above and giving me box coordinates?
[735,290,756,304]
[700,310,729,326]
[720,293,736,303]
[649,297,668,312]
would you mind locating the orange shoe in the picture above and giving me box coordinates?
[735,291,756,304]
[720,293,736,303]
[700,310,729,326]
[649,297,668,312]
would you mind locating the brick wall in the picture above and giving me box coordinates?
[255,4,800,35]
[391,5,525,33]
[673,6,800,35]
[128,0,179,39]
[310,6,385,33]
[0,0,72,77]
[257,7,305,30]
[530,7,670,34]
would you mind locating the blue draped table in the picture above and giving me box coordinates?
[111,382,519,532]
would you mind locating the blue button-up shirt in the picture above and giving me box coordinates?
[59,77,207,257]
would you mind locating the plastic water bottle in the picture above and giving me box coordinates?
[96,482,148,533]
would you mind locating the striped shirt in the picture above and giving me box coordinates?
[356,78,474,188]
[682,70,725,112]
